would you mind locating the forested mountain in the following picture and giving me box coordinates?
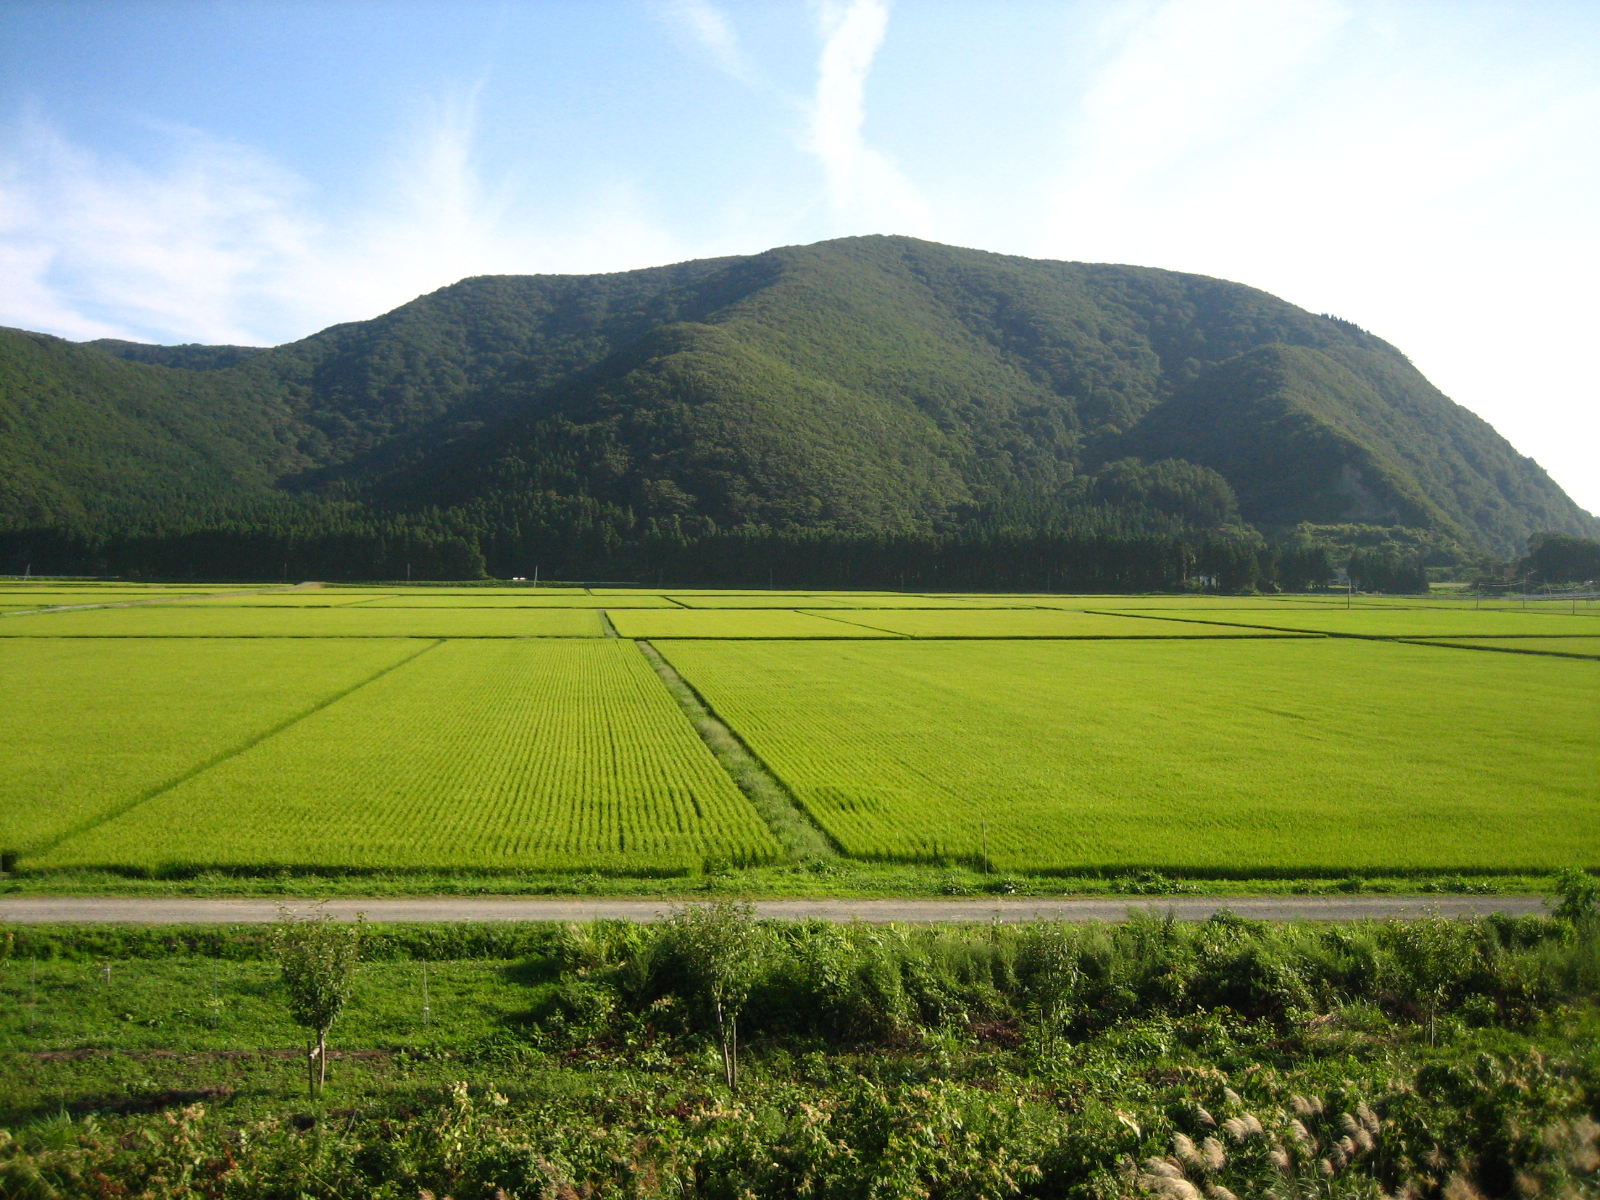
[2,236,1593,580]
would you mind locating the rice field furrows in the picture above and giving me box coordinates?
[658,638,1599,873]
[0,638,424,854]
[37,640,782,873]
[0,607,604,637]
[1101,608,1600,637]
[357,587,591,595]
[168,594,401,607]
[658,590,847,597]
[811,608,1321,638]
[1029,595,1345,610]
[606,609,904,638]
[1405,637,1600,659]
[342,594,683,608]
[664,594,857,608]
[0,586,251,596]
[0,591,244,607]
[665,594,1023,609]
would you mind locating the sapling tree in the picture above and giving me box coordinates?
[271,907,365,1101]
[662,900,760,1091]
[1022,921,1081,1059]
[1386,911,1478,1047]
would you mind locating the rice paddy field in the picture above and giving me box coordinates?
[33,640,779,873]
[1,581,1593,880]
[655,638,1596,874]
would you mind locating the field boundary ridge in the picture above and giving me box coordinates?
[635,639,837,862]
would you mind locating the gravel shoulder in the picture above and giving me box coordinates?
[0,895,1548,924]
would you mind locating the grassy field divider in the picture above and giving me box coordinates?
[634,640,838,862]
[1080,609,1357,636]
[598,611,621,638]
[26,638,445,861]
[1394,637,1600,661]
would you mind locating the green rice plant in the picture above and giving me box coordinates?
[1101,607,1600,637]
[346,594,682,608]
[810,608,1317,638]
[664,594,1001,609]
[36,640,781,873]
[843,596,1038,608]
[664,594,857,608]
[0,591,217,607]
[607,609,902,638]
[1033,595,1345,610]
[1404,636,1600,659]
[0,607,604,637]
[0,638,425,856]
[658,638,1600,874]
[166,594,397,607]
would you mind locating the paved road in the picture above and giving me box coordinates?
[0,895,1547,924]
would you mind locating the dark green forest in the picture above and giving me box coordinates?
[3,236,1593,585]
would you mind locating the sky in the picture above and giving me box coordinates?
[2,0,1597,513]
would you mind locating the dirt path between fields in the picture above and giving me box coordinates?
[0,895,1547,924]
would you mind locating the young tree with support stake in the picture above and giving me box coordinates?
[663,900,760,1091]
[272,907,365,1101]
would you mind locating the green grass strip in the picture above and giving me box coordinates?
[635,639,836,862]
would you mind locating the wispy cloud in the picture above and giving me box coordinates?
[805,0,932,235]
[659,0,753,82]
[1051,0,1349,221]
[0,99,691,346]
[0,115,314,343]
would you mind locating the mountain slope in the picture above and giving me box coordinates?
[0,328,303,527]
[18,235,1596,558]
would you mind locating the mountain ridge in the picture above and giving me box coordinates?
[3,235,1593,572]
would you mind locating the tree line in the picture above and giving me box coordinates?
[0,518,1353,592]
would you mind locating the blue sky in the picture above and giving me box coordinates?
[2,0,1597,512]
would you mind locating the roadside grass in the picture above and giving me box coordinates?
[0,863,1560,898]
[1,913,1597,1200]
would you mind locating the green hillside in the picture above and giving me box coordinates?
[0,328,305,527]
[6,236,1594,573]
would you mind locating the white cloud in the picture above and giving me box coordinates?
[0,100,693,347]
[0,116,315,343]
[805,0,932,235]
